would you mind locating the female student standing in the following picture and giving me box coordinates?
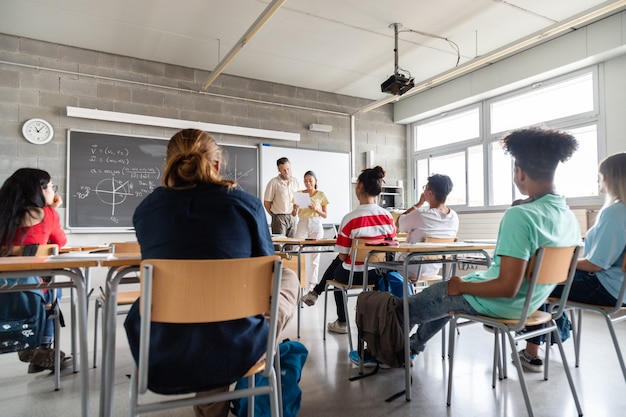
[292,170,329,290]
[0,168,68,373]
[124,129,299,417]
[300,165,396,334]
[520,152,626,371]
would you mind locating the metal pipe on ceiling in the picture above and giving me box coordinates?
[201,0,286,91]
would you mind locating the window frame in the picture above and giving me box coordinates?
[410,66,605,213]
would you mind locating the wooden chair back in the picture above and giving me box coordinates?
[2,244,59,256]
[109,241,140,254]
[423,236,457,244]
[140,255,280,324]
[525,246,580,285]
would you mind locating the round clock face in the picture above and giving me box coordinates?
[22,118,54,145]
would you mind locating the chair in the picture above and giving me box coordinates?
[1,244,64,390]
[278,252,307,338]
[411,236,458,291]
[323,239,384,351]
[563,253,626,383]
[447,246,583,417]
[129,256,283,417]
[92,241,140,368]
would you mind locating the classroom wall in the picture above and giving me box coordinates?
[0,33,406,246]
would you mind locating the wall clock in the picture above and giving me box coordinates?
[22,118,54,145]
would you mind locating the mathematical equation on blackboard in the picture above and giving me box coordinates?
[67,131,259,229]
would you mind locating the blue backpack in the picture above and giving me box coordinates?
[377,271,414,298]
[232,339,308,417]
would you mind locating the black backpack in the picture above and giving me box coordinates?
[355,290,405,368]
[0,244,48,353]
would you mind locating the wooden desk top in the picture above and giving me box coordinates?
[355,241,495,254]
[271,237,336,246]
[0,256,99,271]
[99,253,141,267]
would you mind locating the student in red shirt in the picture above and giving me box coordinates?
[0,168,68,373]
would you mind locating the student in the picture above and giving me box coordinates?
[396,173,459,280]
[519,152,626,372]
[292,170,329,290]
[356,128,581,363]
[300,166,396,334]
[124,129,299,417]
[264,157,300,237]
[0,168,68,373]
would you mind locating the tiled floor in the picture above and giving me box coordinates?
[1,295,625,417]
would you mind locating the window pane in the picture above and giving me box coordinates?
[556,125,599,198]
[490,142,514,206]
[417,159,429,193]
[429,152,466,205]
[415,107,479,151]
[468,145,484,206]
[491,72,594,134]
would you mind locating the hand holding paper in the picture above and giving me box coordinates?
[294,192,311,208]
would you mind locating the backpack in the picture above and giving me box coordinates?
[0,278,47,354]
[231,339,308,417]
[376,271,414,298]
[355,291,405,368]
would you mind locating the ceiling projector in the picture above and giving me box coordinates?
[381,73,415,95]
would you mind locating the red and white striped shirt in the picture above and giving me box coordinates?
[335,204,396,272]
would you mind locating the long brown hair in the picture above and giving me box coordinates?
[162,129,236,189]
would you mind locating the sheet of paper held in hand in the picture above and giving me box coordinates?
[294,192,311,208]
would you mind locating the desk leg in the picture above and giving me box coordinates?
[100,271,118,417]
[403,261,412,401]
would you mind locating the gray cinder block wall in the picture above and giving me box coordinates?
[0,33,406,222]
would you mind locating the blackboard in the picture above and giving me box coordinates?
[67,131,258,230]
[259,145,351,225]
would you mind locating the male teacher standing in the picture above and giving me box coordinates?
[264,157,300,237]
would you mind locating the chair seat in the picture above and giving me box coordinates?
[326,279,375,290]
[477,310,552,327]
[244,359,266,377]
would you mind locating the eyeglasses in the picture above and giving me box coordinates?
[45,184,58,193]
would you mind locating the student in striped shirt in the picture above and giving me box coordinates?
[300,165,396,334]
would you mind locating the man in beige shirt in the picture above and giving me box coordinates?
[263,157,300,237]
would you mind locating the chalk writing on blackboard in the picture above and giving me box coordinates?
[68,131,167,229]
[67,131,259,229]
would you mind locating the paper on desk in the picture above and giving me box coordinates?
[294,192,311,208]
[49,252,113,260]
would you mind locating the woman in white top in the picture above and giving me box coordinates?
[292,171,330,289]
[397,174,459,279]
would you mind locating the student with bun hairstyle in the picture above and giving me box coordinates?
[300,165,396,334]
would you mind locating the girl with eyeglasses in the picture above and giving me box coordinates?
[0,168,67,373]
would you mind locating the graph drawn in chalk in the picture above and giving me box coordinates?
[95,177,134,217]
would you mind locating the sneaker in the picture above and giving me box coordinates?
[327,320,348,334]
[514,349,543,373]
[300,291,318,307]
[349,350,379,368]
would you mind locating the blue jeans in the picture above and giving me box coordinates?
[42,289,62,346]
[527,269,618,345]
[407,281,479,354]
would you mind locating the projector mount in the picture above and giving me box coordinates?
[381,23,415,95]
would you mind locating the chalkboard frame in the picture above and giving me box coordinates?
[66,130,259,232]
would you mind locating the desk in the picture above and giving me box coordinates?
[0,256,99,417]
[98,253,141,417]
[356,242,495,401]
[272,237,336,337]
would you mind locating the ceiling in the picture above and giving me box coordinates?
[0,0,623,102]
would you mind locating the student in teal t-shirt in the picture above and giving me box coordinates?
[402,127,581,361]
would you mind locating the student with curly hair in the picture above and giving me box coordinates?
[376,127,582,364]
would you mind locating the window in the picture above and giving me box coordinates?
[411,67,601,210]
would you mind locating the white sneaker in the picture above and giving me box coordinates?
[514,349,544,373]
[300,291,318,306]
[327,320,348,334]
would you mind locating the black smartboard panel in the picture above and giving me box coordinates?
[67,131,258,230]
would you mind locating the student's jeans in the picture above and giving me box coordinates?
[406,281,479,354]
[526,269,619,346]
[42,288,62,346]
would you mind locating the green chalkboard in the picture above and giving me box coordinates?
[67,130,258,230]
